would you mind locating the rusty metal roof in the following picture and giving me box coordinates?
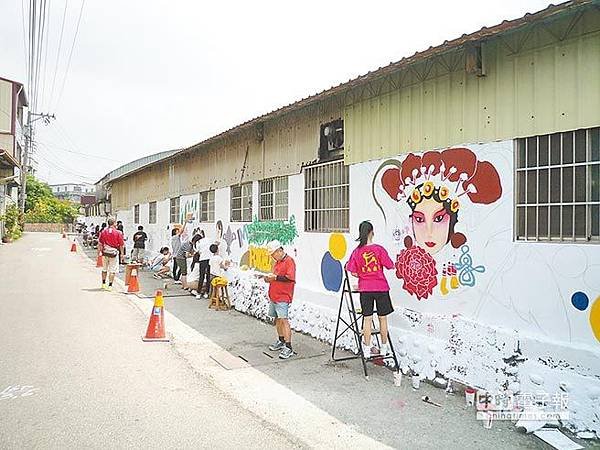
[107,0,593,177]
[175,1,590,154]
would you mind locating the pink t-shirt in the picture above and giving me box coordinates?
[345,243,394,292]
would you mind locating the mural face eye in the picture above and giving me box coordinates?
[412,212,425,224]
[433,212,447,223]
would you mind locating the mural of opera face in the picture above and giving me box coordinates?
[409,182,459,255]
[374,147,502,300]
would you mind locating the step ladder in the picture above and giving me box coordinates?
[331,270,400,379]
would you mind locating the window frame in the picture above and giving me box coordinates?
[148,201,157,224]
[199,190,215,222]
[259,176,289,221]
[170,197,180,224]
[230,182,253,222]
[514,127,600,243]
[134,204,140,224]
[304,160,350,233]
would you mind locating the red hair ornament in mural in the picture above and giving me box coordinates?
[374,147,502,300]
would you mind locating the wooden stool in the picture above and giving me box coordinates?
[209,283,230,311]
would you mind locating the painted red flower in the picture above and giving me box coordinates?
[396,245,438,300]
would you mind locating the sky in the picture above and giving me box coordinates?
[0,0,553,185]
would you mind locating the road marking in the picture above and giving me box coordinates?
[0,385,40,400]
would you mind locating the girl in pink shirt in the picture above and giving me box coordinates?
[345,221,395,358]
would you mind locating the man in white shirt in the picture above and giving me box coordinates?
[195,231,212,299]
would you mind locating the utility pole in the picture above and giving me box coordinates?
[19,111,55,213]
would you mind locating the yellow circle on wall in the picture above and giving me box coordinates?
[590,296,600,342]
[329,233,347,261]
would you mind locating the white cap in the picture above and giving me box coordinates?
[266,240,283,255]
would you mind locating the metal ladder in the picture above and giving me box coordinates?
[331,270,400,379]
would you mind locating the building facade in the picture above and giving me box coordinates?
[50,183,96,203]
[0,76,28,239]
[91,2,600,434]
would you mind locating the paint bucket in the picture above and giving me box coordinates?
[465,387,476,406]
[393,372,402,387]
[411,375,420,390]
[482,411,493,429]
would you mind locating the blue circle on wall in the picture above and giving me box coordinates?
[571,291,589,311]
[321,251,343,292]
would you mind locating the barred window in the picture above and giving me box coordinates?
[304,160,349,232]
[200,190,215,222]
[515,127,600,242]
[134,204,140,223]
[259,176,288,220]
[149,201,157,224]
[231,183,252,222]
[170,197,180,224]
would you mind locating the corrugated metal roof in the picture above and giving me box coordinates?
[174,1,589,156]
[99,148,182,184]
[106,0,591,177]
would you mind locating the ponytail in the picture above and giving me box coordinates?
[356,221,373,247]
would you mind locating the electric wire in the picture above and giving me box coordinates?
[35,141,100,178]
[34,138,120,162]
[40,0,52,112]
[21,0,28,78]
[48,0,68,111]
[35,151,98,182]
[54,0,86,112]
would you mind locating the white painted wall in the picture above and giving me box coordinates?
[108,141,600,433]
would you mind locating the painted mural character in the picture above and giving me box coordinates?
[216,220,224,241]
[374,147,502,300]
[345,221,395,358]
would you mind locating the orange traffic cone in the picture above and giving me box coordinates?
[70,241,77,252]
[96,253,103,267]
[142,290,169,342]
[127,265,140,293]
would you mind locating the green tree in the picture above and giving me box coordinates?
[1,203,23,240]
[25,174,54,212]
[24,175,79,224]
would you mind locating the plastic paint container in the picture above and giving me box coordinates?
[394,372,402,387]
[412,375,420,390]
[465,387,476,406]
[482,411,493,429]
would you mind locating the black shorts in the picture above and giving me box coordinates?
[359,292,394,317]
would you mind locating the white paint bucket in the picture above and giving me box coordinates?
[412,375,420,390]
[394,372,402,387]
[465,387,476,406]
[482,411,493,429]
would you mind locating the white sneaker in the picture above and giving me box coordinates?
[190,290,198,296]
[195,294,203,300]
[380,343,391,356]
[362,343,371,359]
[174,280,182,285]
[203,293,209,299]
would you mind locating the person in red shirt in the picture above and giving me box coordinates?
[263,240,296,360]
[98,218,125,291]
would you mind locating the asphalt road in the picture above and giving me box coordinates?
[0,233,301,449]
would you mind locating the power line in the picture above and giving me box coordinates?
[20,0,28,77]
[35,151,98,182]
[54,0,86,112]
[34,141,99,178]
[33,138,120,162]
[33,0,48,112]
[40,0,52,111]
[48,0,68,110]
